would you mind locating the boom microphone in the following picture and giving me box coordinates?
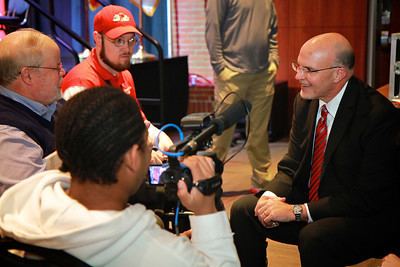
[179,100,252,154]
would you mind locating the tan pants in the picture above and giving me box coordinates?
[212,67,275,186]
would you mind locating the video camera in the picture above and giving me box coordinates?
[132,99,251,233]
[149,100,252,205]
[147,113,224,205]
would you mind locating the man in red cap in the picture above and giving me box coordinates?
[61,5,172,162]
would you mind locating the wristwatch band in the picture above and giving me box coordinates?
[293,205,302,222]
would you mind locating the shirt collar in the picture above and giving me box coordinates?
[0,85,57,121]
[318,80,349,118]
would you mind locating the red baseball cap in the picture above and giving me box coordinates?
[94,5,141,39]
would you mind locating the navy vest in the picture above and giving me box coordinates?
[0,95,55,157]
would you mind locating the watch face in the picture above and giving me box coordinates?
[293,205,302,221]
[293,205,302,214]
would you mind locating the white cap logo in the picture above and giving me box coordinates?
[113,13,130,22]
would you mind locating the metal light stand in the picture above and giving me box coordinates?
[389,33,400,101]
[131,0,156,63]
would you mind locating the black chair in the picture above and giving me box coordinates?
[0,237,91,267]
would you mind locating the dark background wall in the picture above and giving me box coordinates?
[23,0,168,71]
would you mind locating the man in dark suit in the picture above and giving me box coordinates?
[230,32,400,267]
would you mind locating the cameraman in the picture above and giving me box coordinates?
[0,87,240,267]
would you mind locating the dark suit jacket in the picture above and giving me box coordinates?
[266,76,400,221]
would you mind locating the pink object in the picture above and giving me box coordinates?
[0,0,6,39]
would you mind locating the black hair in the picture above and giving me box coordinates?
[55,87,146,184]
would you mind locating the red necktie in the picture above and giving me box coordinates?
[309,105,328,201]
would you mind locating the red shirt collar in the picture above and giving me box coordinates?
[89,48,125,88]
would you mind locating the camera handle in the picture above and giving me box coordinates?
[165,151,224,211]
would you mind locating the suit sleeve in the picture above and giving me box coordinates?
[266,95,309,197]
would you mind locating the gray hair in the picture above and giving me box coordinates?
[0,29,55,86]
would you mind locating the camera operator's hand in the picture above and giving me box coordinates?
[177,156,218,215]
[146,121,174,151]
[150,150,166,164]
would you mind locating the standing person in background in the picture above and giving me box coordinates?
[205,0,279,189]
[61,5,172,161]
[0,29,65,195]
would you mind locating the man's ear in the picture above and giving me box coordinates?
[123,144,141,173]
[19,67,33,85]
[334,67,347,83]
[93,31,102,48]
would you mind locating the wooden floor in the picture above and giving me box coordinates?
[220,139,382,267]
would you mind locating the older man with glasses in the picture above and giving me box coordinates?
[0,28,65,195]
[230,32,400,267]
[61,5,172,162]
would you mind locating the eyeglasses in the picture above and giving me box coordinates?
[102,34,139,48]
[25,63,64,74]
[291,62,342,75]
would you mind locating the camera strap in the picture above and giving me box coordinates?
[192,175,222,195]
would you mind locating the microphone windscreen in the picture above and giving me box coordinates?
[213,100,252,134]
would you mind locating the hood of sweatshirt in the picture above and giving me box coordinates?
[0,170,157,266]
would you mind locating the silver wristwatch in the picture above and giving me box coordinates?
[293,205,302,222]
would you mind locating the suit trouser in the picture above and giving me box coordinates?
[230,194,398,267]
[212,68,275,184]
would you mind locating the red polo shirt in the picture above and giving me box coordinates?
[61,48,145,119]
